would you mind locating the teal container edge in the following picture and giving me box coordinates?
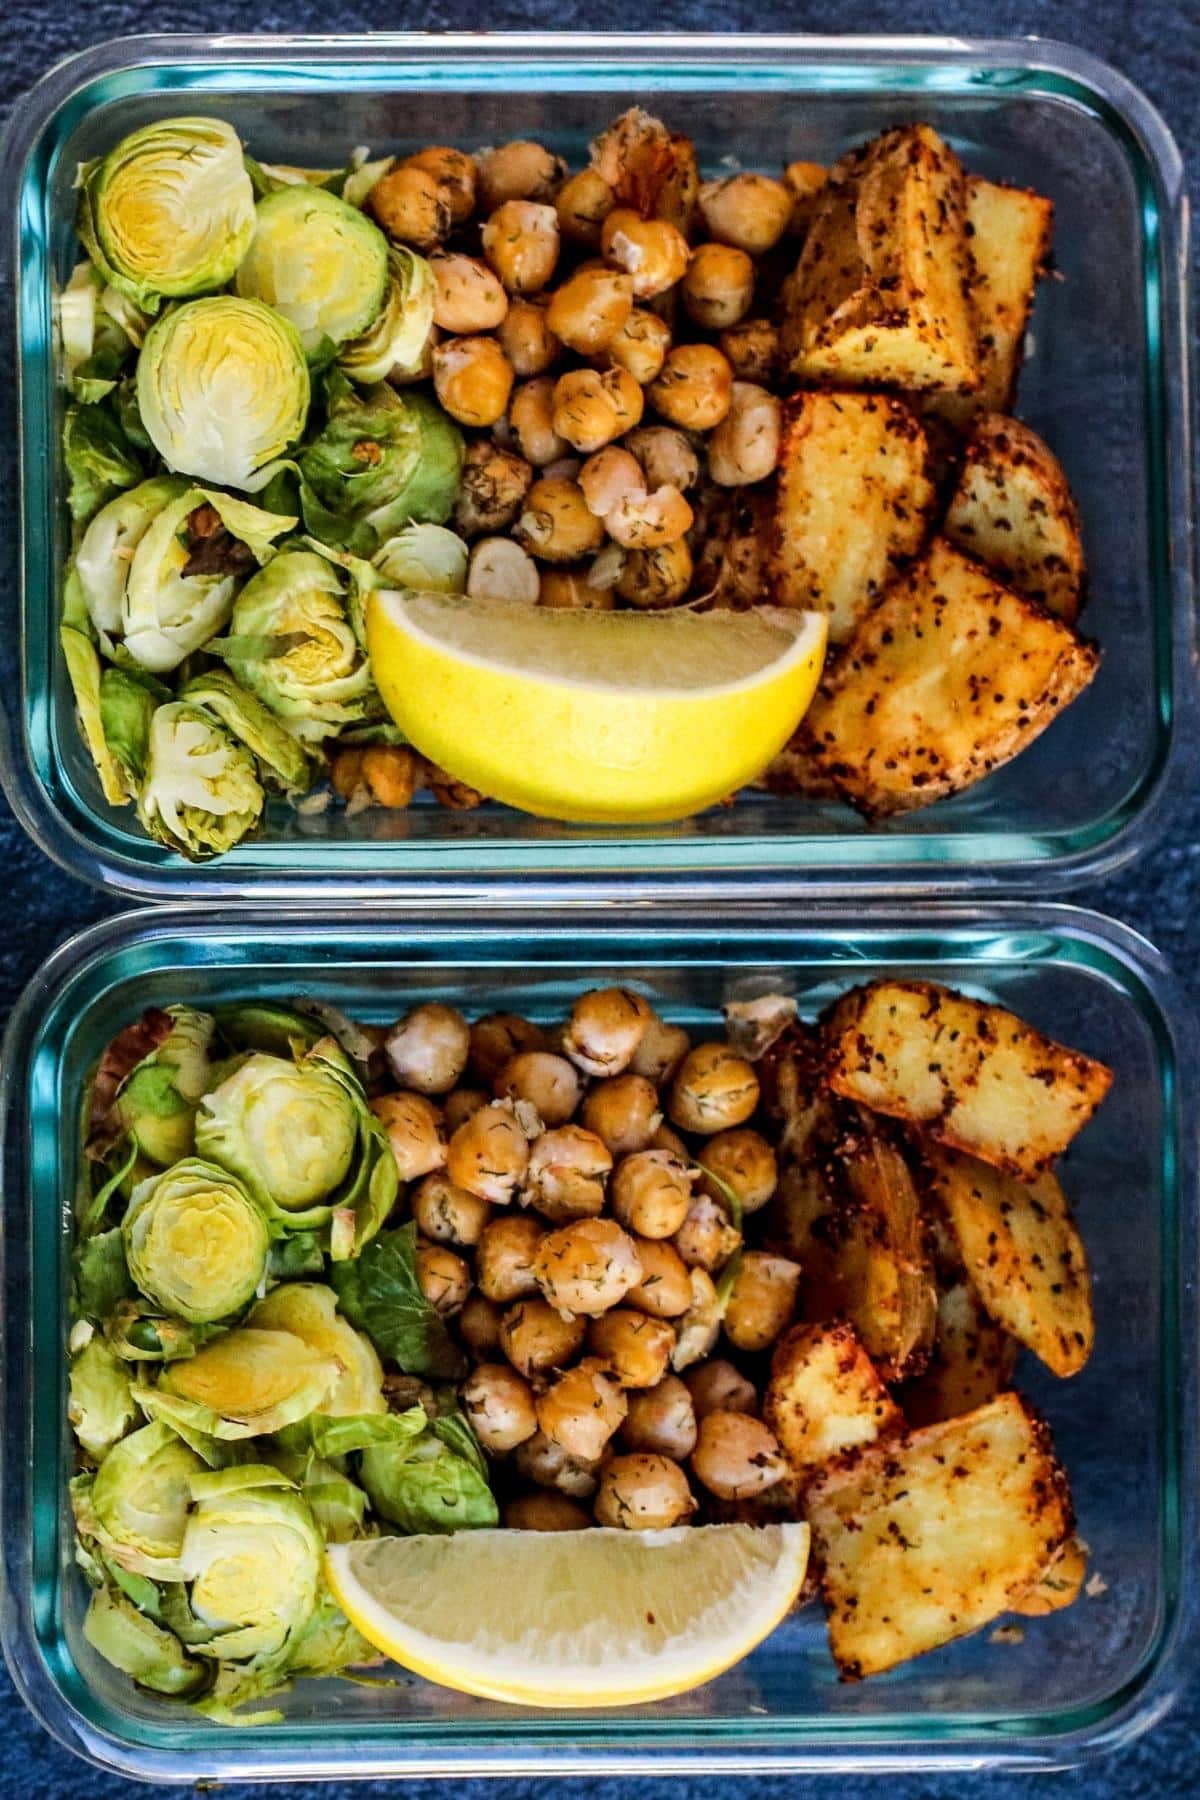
[1,900,1196,1779]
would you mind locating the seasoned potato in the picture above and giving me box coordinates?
[764,1321,901,1476]
[944,415,1086,623]
[922,1144,1093,1376]
[824,979,1113,1179]
[770,391,936,643]
[805,1393,1074,1678]
[899,1278,1019,1427]
[795,538,1100,818]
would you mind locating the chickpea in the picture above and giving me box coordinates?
[477,1212,545,1303]
[615,537,693,608]
[431,253,509,334]
[698,1128,778,1214]
[500,1297,587,1378]
[370,1092,447,1182]
[670,1266,721,1371]
[698,173,793,254]
[562,986,652,1076]
[691,1410,787,1500]
[650,1120,691,1160]
[579,446,646,520]
[719,318,780,384]
[368,164,451,248]
[454,440,532,538]
[466,536,541,605]
[602,365,644,435]
[433,336,514,428]
[588,1308,676,1389]
[482,200,560,295]
[626,1236,694,1318]
[595,1453,695,1530]
[509,377,567,467]
[549,369,628,455]
[425,766,486,811]
[722,1251,801,1353]
[460,1291,503,1358]
[621,1375,698,1458]
[513,1427,599,1499]
[411,1173,491,1247]
[514,477,605,563]
[649,344,733,432]
[385,1002,470,1095]
[495,1050,582,1126]
[684,1358,758,1420]
[681,242,755,330]
[469,1013,546,1084]
[582,1074,663,1157]
[360,745,419,809]
[601,208,690,298]
[610,1149,695,1240]
[330,746,366,803]
[606,485,693,551]
[532,1217,643,1316]
[536,1357,627,1461]
[669,1043,760,1134]
[587,541,627,595]
[630,1015,691,1086]
[546,267,634,355]
[446,1101,530,1203]
[477,140,565,211]
[523,1125,612,1223]
[604,309,672,385]
[782,159,828,235]
[505,1491,591,1530]
[707,382,782,487]
[556,167,615,245]
[443,1086,490,1134]
[461,1362,538,1455]
[497,299,561,376]
[539,565,616,610]
[405,146,477,223]
[673,1192,742,1272]
[623,428,699,495]
[415,1241,471,1316]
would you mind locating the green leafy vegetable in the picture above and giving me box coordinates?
[330,1222,466,1380]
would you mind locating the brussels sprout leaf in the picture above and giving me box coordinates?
[64,402,143,526]
[330,1223,465,1380]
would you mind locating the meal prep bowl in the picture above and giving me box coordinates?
[0,33,1192,900]
[1,901,1194,1779]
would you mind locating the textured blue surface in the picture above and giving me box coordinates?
[1,1,1197,1791]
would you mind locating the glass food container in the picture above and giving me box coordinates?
[1,901,1194,1781]
[0,33,1192,901]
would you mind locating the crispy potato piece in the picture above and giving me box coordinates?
[1011,1535,1088,1616]
[765,1321,902,1475]
[944,415,1086,624]
[824,978,1113,1179]
[796,537,1100,818]
[922,1142,1093,1376]
[770,392,937,642]
[782,125,979,394]
[589,107,698,234]
[900,1278,1019,1427]
[760,740,843,802]
[757,1022,839,1162]
[806,1392,1074,1678]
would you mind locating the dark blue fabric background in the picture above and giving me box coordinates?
[1,2,1196,1791]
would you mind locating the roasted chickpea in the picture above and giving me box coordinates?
[630,1015,691,1085]
[509,376,568,467]
[515,476,606,562]
[595,1453,695,1529]
[497,299,561,376]
[621,1374,698,1458]
[495,1051,583,1126]
[477,1212,545,1304]
[431,253,509,333]
[587,541,627,595]
[670,1266,721,1371]
[461,1362,538,1455]
[707,382,782,487]
[454,440,533,538]
[681,242,755,330]
[719,317,780,384]
[626,1237,694,1318]
[606,485,693,551]
[405,146,477,223]
[684,1357,758,1420]
[368,164,451,247]
[504,1491,591,1530]
[549,369,625,455]
[500,1298,587,1378]
[513,1427,598,1498]
[466,536,541,605]
[478,140,565,210]
[385,1002,470,1094]
[698,172,793,254]
[446,1101,530,1203]
[562,986,652,1076]
[698,1128,778,1214]
[623,428,700,495]
[673,1191,741,1272]
[604,307,672,384]
[546,267,634,355]
[601,208,690,298]
[603,365,645,434]
[536,1357,627,1461]
[523,1125,612,1223]
[410,1174,489,1248]
[782,159,828,234]
[360,745,419,809]
[722,1251,800,1353]
[588,1308,676,1389]
[582,1074,663,1157]
[611,1149,695,1239]
[482,200,561,295]
[556,167,615,245]
[370,1092,447,1182]
[649,344,733,431]
[691,1410,787,1500]
[415,1241,471,1316]
[433,336,514,428]
[443,1086,490,1134]
[669,1043,760,1134]
[469,1013,546,1083]
[330,746,366,803]
[615,537,693,608]
[460,1291,503,1357]
[579,445,646,519]
[539,565,617,610]
[533,1217,643,1316]
[650,1120,691,1160]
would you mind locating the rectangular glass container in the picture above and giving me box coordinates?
[0,33,1192,901]
[1,901,1194,1780]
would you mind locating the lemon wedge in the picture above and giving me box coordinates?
[324,1522,809,1708]
[365,592,827,823]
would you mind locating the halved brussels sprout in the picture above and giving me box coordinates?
[68,1335,139,1462]
[137,296,310,489]
[73,1226,134,1322]
[63,401,142,527]
[112,1005,215,1167]
[338,246,435,384]
[77,117,255,310]
[100,666,169,797]
[267,1451,369,1544]
[123,1156,270,1322]
[249,1283,386,1416]
[60,626,132,808]
[286,1584,377,1675]
[214,1002,326,1059]
[373,523,467,593]
[67,474,187,651]
[178,1466,323,1663]
[83,1586,207,1697]
[359,1430,498,1535]
[235,185,389,361]
[136,703,265,860]
[86,1420,206,1577]
[106,1298,223,1363]
[141,1327,342,1439]
[178,671,313,794]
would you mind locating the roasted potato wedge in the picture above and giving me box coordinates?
[765,1321,902,1475]
[770,392,936,642]
[795,537,1100,818]
[1010,1535,1088,1617]
[922,1142,1093,1376]
[782,125,979,394]
[945,414,1086,623]
[805,1392,1074,1678]
[900,1278,1020,1427]
[824,979,1113,1179]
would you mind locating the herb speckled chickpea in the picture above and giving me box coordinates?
[461,1362,538,1455]
[469,1013,546,1084]
[626,1236,694,1318]
[523,1124,612,1221]
[546,267,634,355]
[601,208,690,298]
[514,476,606,562]
[707,382,782,487]
[482,200,561,295]
[539,566,617,610]
[551,368,638,454]
[412,1173,492,1247]
[510,377,569,466]
[536,1357,627,1460]
[532,1217,643,1316]
[385,1002,470,1095]
[698,172,793,254]
[722,1251,800,1353]
[497,299,561,377]
[691,1409,788,1500]
[623,428,700,495]
[603,308,672,385]
[466,536,541,604]
[606,485,693,551]
[719,318,780,384]
[650,1120,691,1160]
[698,1128,778,1214]
[370,1092,447,1182]
[681,242,755,329]
[630,1015,692,1085]
[649,343,733,432]
[610,1149,695,1239]
[615,537,693,608]
[669,1042,760,1134]
[555,167,615,244]
[673,1191,742,1272]
[684,1358,758,1420]
[453,440,533,538]
[368,164,451,248]
[581,1074,663,1157]
[562,986,652,1076]
[595,1453,695,1529]
[415,1241,471,1316]
[460,1291,503,1358]
[443,1086,490,1134]
[620,1374,697,1458]
[670,1266,721,1370]
[499,1298,587,1378]
[782,159,828,234]
[476,1213,545,1304]
[579,446,646,519]
[446,1102,531,1203]
[588,1307,676,1389]
[495,1051,583,1126]
[432,336,514,428]
[512,1427,599,1498]
[478,141,566,210]
[431,253,509,333]
[405,146,477,223]
[504,1491,592,1530]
